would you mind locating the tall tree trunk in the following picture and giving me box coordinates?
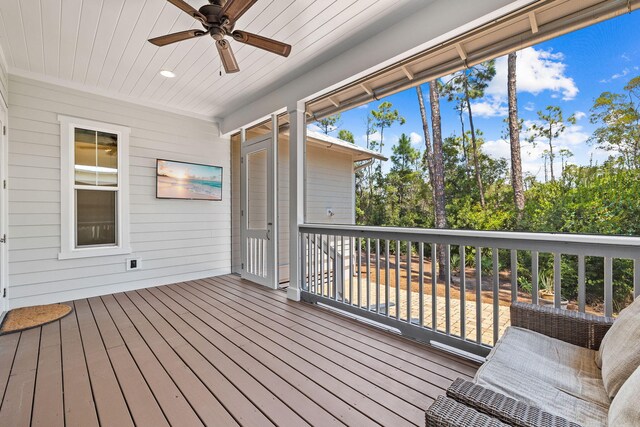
[464,81,486,208]
[430,82,448,280]
[458,107,472,179]
[416,86,435,192]
[507,52,525,220]
[547,132,556,182]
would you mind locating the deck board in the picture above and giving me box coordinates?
[0,274,479,426]
[0,328,40,426]
[31,322,64,427]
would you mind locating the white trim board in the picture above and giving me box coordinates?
[58,115,132,260]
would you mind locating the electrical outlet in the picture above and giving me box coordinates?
[126,258,141,271]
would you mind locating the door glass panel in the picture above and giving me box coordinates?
[76,189,117,247]
[247,149,267,230]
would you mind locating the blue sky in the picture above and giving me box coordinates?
[309,11,640,179]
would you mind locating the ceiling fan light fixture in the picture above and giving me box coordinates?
[160,69,176,78]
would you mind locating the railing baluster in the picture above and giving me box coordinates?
[635,258,640,299]
[511,250,518,304]
[340,235,345,303]
[531,251,539,305]
[475,247,482,344]
[301,233,307,291]
[320,235,325,297]
[492,248,499,345]
[366,238,371,310]
[396,240,401,321]
[554,253,562,309]
[357,237,362,308]
[419,242,424,327]
[349,237,354,305]
[385,240,390,316]
[376,239,381,313]
[460,245,466,339]
[432,243,437,331]
[314,235,318,295]
[407,241,412,323]
[578,255,586,313]
[332,235,337,300]
[604,257,613,317]
[445,244,451,335]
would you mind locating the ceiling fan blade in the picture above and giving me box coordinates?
[219,0,258,23]
[167,0,208,24]
[232,31,291,57]
[216,40,240,73]
[148,29,207,47]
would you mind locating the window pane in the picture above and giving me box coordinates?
[75,128,97,185]
[76,189,117,247]
[74,128,118,186]
[97,131,118,186]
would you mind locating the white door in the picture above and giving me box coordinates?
[241,134,278,288]
[0,110,6,311]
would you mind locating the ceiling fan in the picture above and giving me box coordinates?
[148,0,292,73]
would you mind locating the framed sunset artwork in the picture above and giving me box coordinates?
[156,159,222,201]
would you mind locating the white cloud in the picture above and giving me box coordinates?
[573,111,586,121]
[522,120,589,147]
[612,68,630,80]
[484,121,589,181]
[486,47,579,101]
[357,104,369,110]
[524,102,535,112]
[470,96,508,118]
[307,123,323,133]
[600,67,631,83]
[409,132,423,145]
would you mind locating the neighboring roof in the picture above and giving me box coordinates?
[306,130,388,162]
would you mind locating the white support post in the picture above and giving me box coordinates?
[287,103,306,301]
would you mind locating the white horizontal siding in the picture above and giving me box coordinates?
[7,74,230,308]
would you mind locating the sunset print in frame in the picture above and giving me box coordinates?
[156,159,222,201]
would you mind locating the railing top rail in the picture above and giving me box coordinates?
[299,223,640,257]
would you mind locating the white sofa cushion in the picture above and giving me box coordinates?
[597,296,640,398]
[476,327,609,427]
[609,365,640,426]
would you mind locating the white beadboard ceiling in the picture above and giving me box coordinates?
[0,0,427,121]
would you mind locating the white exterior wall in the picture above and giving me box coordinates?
[7,75,230,308]
[231,136,355,282]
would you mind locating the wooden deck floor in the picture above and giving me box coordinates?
[0,274,478,427]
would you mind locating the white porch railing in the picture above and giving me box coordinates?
[299,224,640,357]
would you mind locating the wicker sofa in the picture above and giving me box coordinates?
[425,298,640,426]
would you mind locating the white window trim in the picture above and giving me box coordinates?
[58,115,131,260]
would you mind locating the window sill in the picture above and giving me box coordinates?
[58,246,132,260]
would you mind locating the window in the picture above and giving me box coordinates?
[59,116,130,259]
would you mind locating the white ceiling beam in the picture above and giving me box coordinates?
[455,43,467,61]
[401,65,414,80]
[360,83,373,95]
[328,96,340,108]
[528,11,539,34]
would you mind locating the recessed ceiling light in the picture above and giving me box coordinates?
[160,70,176,78]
